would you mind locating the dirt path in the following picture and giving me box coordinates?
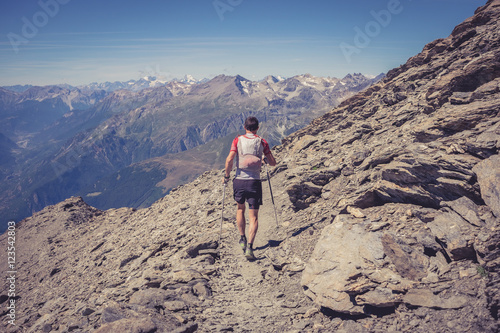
[197,180,318,332]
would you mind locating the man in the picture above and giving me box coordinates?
[223,116,276,260]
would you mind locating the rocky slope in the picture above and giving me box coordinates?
[1,1,500,332]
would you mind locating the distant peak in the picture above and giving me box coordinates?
[262,75,282,83]
[235,74,249,82]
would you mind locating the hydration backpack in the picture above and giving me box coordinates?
[236,134,264,176]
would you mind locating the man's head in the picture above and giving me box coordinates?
[244,116,259,132]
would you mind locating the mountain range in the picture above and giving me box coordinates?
[0,73,382,231]
[1,75,208,94]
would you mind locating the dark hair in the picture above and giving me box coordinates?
[244,116,259,131]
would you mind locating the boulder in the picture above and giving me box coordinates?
[286,181,323,210]
[129,289,177,309]
[301,215,387,315]
[185,238,218,258]
[473,154,500,217]
[427,209,477,260]
[403,288,470,309]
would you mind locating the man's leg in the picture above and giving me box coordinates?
[245,179,261,259]
[236,203,248,253]
[248,209,259,245]
[236,203,246,236]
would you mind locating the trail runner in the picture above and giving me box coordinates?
[223,116,277,260]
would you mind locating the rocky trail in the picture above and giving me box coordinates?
[199,179,324,332]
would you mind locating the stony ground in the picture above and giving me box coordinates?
[1,163,497,332]
[0,173,342,333]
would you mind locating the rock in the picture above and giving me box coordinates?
[286,181,323,210]
[293,320,310,330]
[291,135,318,153]
[94,317,157,333]
[164,300,188,312]
[301,215,385,315]
[381,233,429,281]
[145,278,163,289]
[216,325,234,331]
[441,197,484,227]
[100,307,127,324]
[192,282,212,298]
[402,288,469,309]
[173,323,198,333]
[81,307,95,316]
[427,210,477,260]
[39,297,66,316]
[198,249,220,258]
[185,238,218,258]
[129,289,177,309]
[304,308,319,318]
[355,287,401,307]
[450,92,473,105]
[483,222,500,323]
[428,251,451,277]
[2,1,500,332]
[336,320,369,333]
[473,154,500,217]
[415,229,442,254]
[26,314,56,333]
[171,269,205,283]
[347,206,365,218]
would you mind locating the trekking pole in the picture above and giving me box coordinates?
[219,181,227,244]
[264,160,279,229]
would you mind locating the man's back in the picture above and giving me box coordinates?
[231,133,270,180]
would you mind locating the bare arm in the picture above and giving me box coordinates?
[224,150,237,181]
[265,152,277,166]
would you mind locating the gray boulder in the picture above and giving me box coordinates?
[473,154,500,217]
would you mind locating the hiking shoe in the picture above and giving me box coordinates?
[245,248,256,261]
[239,237,247,253]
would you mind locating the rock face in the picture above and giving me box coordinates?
[283,0,500,329]
[1,1,500,332]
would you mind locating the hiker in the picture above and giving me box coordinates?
[223,116,276,260]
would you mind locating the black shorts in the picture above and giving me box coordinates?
[233,179,263,209]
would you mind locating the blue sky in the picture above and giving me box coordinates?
[0,0,485,86]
